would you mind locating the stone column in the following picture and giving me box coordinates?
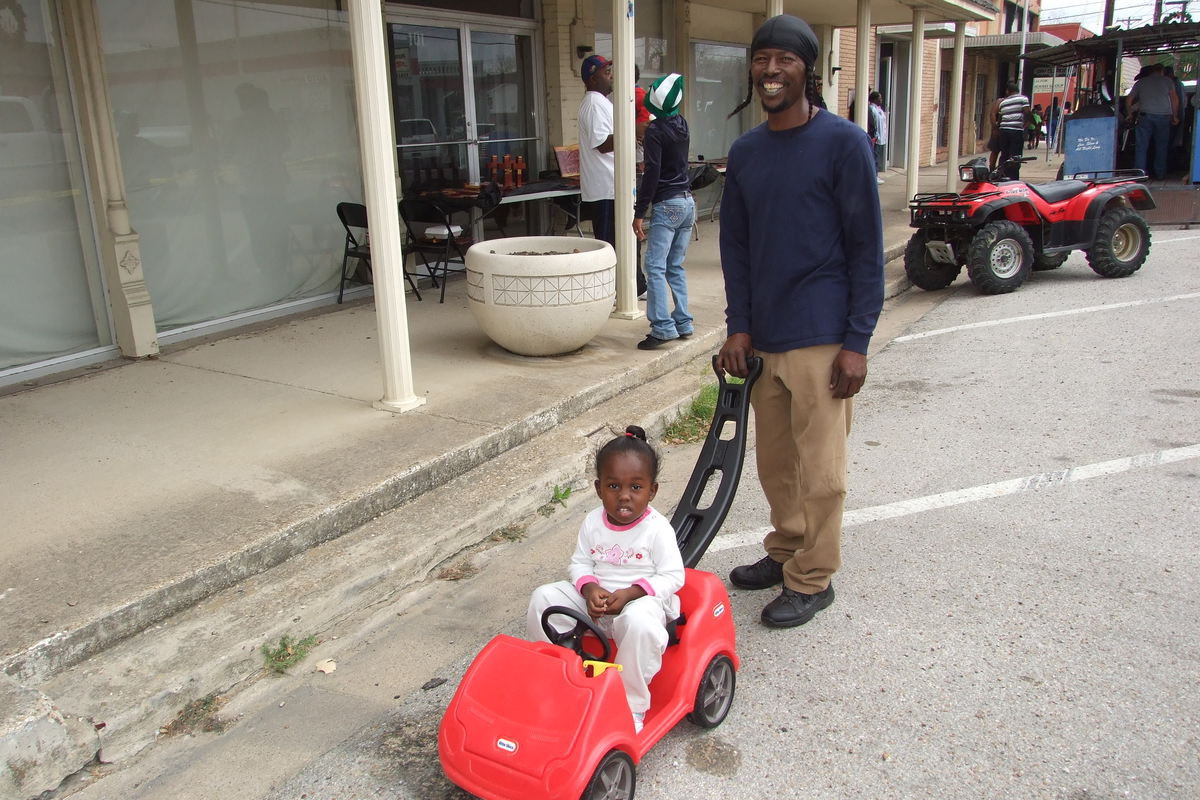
[61,0,158,358]
[611,0,641,320]
[347,0,424,413]
[904,7,927,204]
[945,21,967,192]
[854,0,871,131]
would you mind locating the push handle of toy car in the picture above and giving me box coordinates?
[671,355,764,569]
[541,605,614,664]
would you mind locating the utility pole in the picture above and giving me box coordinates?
[1154,0,1164,23]
[1117,16,1140,28]
[1104,0,1116,29]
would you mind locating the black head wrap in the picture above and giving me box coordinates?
[751,14,819,67]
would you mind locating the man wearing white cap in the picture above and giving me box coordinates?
[633,73,695,350]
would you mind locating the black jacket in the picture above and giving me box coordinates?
[635,115,690,218]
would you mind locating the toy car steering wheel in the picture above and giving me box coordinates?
[540,606,614,664]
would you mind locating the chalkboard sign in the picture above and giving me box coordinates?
[1063,115,1117,176]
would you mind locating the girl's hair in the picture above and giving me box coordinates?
[595,425,660,480]
[728,62,820,120]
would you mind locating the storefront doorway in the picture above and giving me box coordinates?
[386,10,541,193]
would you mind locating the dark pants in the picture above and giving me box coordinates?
[998,128,1025,179]
[584,198,645,295]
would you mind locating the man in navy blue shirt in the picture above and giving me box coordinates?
[717,14,884,629]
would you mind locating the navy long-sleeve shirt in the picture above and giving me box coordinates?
[719,111,884,355]
[635,115,690,219]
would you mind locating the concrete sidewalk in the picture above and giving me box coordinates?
[0,150,1064,797]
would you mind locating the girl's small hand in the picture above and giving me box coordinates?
[582,583,610,617]
[604,586,646,615]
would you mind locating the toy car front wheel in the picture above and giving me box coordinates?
[687,654,736,729]
[904,231,962,291]
[966,220,1033,294]
[1086,207,1150,278]
[581,750,635,800]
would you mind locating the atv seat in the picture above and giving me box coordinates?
[1027,180,1089,204]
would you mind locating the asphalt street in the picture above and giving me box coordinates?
[61,231,1200,800]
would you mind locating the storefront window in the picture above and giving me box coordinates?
[691,41,750,161]
[96,1,364,331]
[593,0,667,77]
[1,0,107,371]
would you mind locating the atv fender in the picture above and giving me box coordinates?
[968,197,1041,227]
[1059,185,1156,249]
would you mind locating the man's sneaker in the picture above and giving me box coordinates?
[729,555,784,590]
[876,176,885,184]
[760,584,835,628]
[637,335,672,350]
[677,331,693,339]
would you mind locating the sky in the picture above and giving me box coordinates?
[1037,0,1183,34]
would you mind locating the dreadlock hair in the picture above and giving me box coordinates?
[595,425,660,481]
[727,64,821,121]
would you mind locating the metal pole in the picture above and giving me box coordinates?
[611,0,641,320]
[904,6,926,204]
[945,22,966,192]
[1018,0,1029,89]
[347,0,424,413]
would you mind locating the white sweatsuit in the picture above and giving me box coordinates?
[526,506,684,714]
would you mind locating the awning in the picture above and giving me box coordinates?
[940,31,1065,50]
[1023,22,1200,67]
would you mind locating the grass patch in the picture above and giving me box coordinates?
[437,560,480,581]
[537,484,573,516]
[261,634,318,674]
[162,693,228,736]
[487,522,528,543]
[662,383,720,444]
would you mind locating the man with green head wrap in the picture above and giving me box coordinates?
[632,72,695,350]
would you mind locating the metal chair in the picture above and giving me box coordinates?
[399,194,470,304]
[335,202,422,303]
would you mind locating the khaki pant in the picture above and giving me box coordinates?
[751,345,852,593]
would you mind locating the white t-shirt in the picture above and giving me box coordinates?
[569,506,684,616]
[578,90,615,202]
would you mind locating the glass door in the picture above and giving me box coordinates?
[388,22,538,193]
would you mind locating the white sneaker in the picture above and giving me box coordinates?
[632,711,645,733]
[876,176,885,184]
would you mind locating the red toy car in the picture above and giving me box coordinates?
[439,358,762,800]
[905,157,1155,294]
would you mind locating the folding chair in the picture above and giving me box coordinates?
[399,194,471,303]
[336,202,422,303]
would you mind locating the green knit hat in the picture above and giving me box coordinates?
[645,73,684,117]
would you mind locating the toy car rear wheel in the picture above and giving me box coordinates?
[1033,252,1069,271]
[687,654,736,728]
[904,231,962,291]
[1086,207,1150,278]
[581,750,635,800]
[966,220,1033,294]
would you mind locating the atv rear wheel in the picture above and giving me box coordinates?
[1033,252,1069,271]
[1086,207,1150,278]
[904,231,962,291]
[966,220,1034,294]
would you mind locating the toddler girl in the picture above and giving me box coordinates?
[526,425,684,733]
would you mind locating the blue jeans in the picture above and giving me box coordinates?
[1135,113,1171,179]
[643,195,695,340]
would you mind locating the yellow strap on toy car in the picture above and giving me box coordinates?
[583,660,623,677]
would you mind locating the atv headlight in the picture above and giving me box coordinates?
[959,166,975,182]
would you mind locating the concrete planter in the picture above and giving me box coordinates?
[466,236,616,357]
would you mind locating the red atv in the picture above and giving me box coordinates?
[905,157,1156,294]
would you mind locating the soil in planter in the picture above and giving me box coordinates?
[490,249,583,255]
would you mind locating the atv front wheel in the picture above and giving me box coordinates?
[904,231,962,290]
[1033,252,1069,271]
[1086,207,1150,278]
[966,220,1034,294]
